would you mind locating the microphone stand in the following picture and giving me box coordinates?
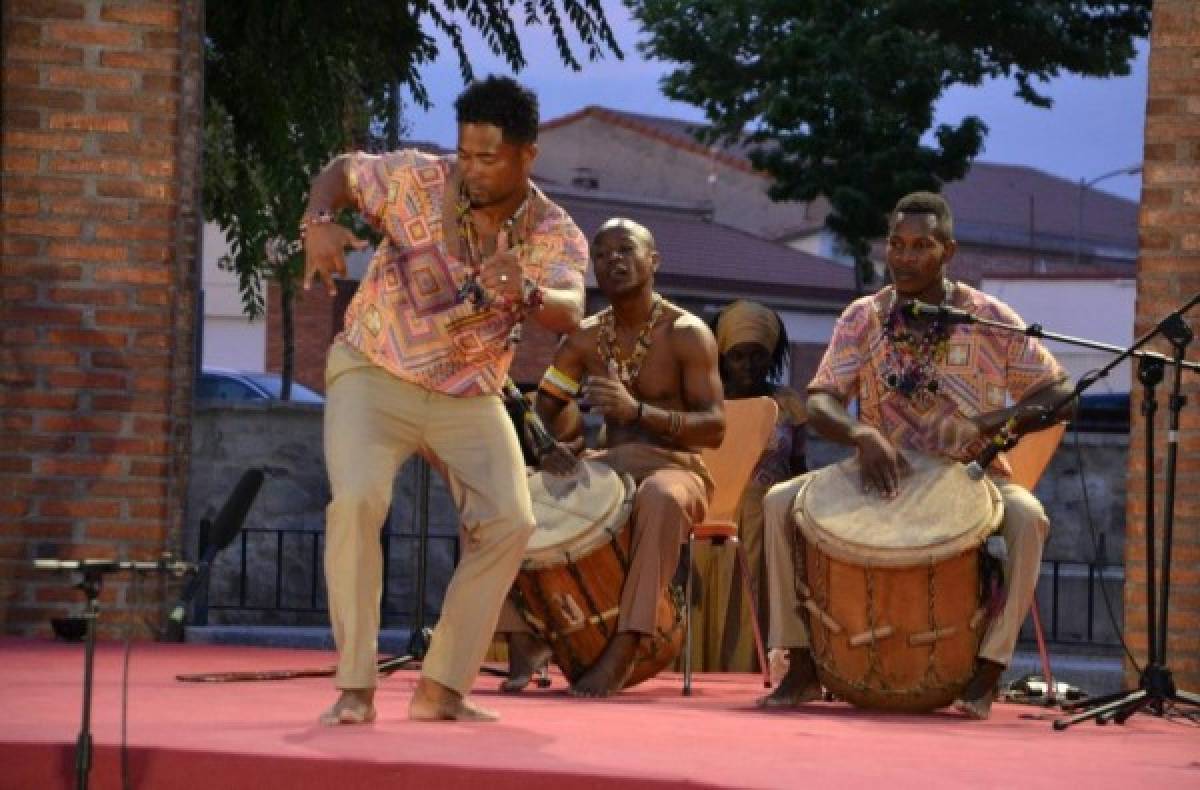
[35,558,193,790]
[375,455,439,675]
[1053,293,1200,729]
[932,294,1200,728]
[73,564,105,790]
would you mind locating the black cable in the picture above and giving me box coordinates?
[1163,701,1200,726]
[121,571,137,790]
[1068,375,1139,674]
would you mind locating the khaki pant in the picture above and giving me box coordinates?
[498,443,710,637]
[323,343,535,694]
[763,472,1049,666]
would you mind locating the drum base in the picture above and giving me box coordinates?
[514,526,684,689]
[816,669,970,714]
[804,547,987,714]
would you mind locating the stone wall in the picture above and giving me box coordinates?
[189,402,464,627]
[190,405,1128,645]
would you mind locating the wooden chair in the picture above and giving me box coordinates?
[684,396,779,695]
[1004,422,1067,702]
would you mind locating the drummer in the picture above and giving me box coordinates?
[498,217,726,697]
[758,192,1073,719]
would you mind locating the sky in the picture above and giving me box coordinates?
[404,3,1148,202]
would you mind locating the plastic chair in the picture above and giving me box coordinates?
[1005,422,1067,703]
[684,396,779,695]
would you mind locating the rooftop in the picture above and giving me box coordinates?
[543,106,1139,253]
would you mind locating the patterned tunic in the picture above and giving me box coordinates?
[808,284,1065,478]
[338,150,588,396]
[749,387,808,489]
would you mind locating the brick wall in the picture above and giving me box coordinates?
[264,280,348,395]
[0,0,203,636]
[1126,1,1200,690]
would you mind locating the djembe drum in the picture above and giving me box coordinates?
[513,459,684,688]
[791,451,1004,712]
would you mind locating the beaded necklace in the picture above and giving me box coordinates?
[453,183,529,310]
[453,184,530,348]
[881,284,953,405]
[598,294,664,389]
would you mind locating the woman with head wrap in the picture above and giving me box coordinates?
[688,300,808,672]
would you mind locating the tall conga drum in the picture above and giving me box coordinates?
[791,452,1004,712]
[513,459,684,688]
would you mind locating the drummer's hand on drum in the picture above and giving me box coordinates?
[540,439,583,477]
[582,362,638,424]
[852,425,910,499]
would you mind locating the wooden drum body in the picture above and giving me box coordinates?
[514,460,684,688]
[792,452,1004,712]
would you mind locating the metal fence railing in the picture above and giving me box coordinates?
[1019,560,1125,648]
[195,525,460,629]
[197,527,1126,650]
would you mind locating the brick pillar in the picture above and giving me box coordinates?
[1127,1,1200,690]
[0,0,204,636]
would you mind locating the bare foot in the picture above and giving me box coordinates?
[953,658,1004,720]
[409,676,499,722]
[569,632,638,698]
[318,688,376,726]
[756,649,822,709]
[501,632,552,693]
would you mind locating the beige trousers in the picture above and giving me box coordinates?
[323,343,535,694]
[498,443,710,637]
[763,472,1049,666]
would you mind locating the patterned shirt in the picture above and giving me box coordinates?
[749,387,808,488]
[337,149,588,396]
[808,283,1065,478]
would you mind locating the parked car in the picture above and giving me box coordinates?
[197,368,324,404]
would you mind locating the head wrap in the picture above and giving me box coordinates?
[715,300,780,355]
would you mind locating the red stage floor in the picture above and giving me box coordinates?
[0,638,1195,789]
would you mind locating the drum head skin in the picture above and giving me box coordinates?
[524,459,633,569]
[794,451,1003,567]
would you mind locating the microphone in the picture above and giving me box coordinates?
[163,468,265,641]
[906,300,976,325]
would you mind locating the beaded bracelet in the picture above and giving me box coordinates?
[666,410,683,437]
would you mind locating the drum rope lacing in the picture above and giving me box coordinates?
[798,528,976,702]
[922,559,945,688]
[514,530,684,685]
[863,564,886,690]
[565,563,612,639]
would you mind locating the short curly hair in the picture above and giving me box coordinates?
[890,191,955,242]
[454,75,539,145]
